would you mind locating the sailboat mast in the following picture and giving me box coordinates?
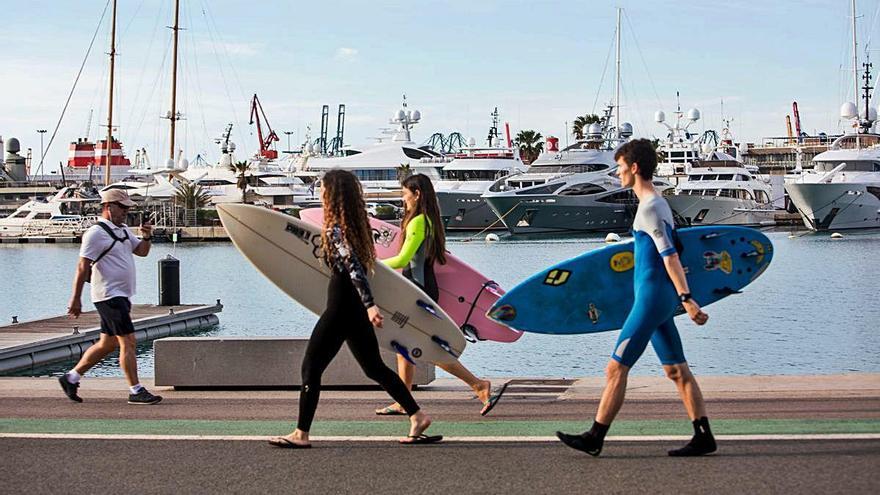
[169,0,180,161]
[615,7,621,138]
[104,0,117,186]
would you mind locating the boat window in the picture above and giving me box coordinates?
[875,163,880,172]
[595,189,637,204]
[33,213,52,220]
[737,174,748,181]
[515,183,565,195]
[352,169,398,181]
[737,189,754,200]
[718,174,734,180]
[754,190,770,203]
[718,189,735,198]
[12,210,31,218]
[558,183,606,196]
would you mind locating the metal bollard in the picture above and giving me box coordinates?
[158,254,180,306]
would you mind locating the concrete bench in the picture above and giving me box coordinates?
[154,337,434,388]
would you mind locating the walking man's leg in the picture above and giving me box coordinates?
[118,333,162,405]
[652,318,715,456]
[59,333,118,403]
[664,362,716,456]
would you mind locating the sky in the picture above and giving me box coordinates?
[1,0,878,173]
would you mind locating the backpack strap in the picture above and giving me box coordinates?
[91,222,129,265]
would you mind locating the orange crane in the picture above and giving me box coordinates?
[250,94,279,159]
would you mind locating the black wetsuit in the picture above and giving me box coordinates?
[297,225,419,432]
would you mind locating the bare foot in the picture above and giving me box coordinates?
[268,429,310,448]
[473,380,491,405]
[403,411,432,442]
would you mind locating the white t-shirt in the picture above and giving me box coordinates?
[79,218,142,303]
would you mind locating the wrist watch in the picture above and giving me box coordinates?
[679,292,693,303]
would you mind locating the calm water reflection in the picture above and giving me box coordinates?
[2,229,878,377]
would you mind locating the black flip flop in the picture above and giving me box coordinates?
[268,437,312,449]
[480,382,510,416]
[400,434,443,445]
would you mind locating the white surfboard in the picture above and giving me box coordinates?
[218,204,466,364]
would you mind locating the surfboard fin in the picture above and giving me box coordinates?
[390,340,416,365]
[460,324,482,343]
[712,287,742,295]
[416,299,442,319]
[431,335,460,358]
[700,231,727,240]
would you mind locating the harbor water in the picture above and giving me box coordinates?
[1,229,878,378]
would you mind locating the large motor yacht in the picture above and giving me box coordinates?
[664,150,776,226]
[481,107,672,234]
[435,110,525,230]
[0,186,100,237]
[294,99,443,191]
[785,59,880,230]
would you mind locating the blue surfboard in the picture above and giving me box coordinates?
[487,226,773,334]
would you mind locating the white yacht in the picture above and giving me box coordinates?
[0,186,100,237]
[785,12,880,232]
[655,104,703,184]
[786,132,880,230]
[435,111,526,230]
[664,150,777,226]
[295,99,443,191]
[481,106,671,234]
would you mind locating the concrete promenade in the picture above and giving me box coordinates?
[1,373,878,493]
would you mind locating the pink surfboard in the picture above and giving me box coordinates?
[299,208,522,343]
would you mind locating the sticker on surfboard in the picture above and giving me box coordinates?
[609,251,634,272]
[543,269,571,286]
[703,250,732,274]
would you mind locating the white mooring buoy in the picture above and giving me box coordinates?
[485,233,500,243]
[605,232,621,243]
[830,232,844,239]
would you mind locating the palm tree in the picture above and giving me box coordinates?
[174,181,211,209]
[397,163,412,182]
[226,160,251,203]
[572,114,601,140]
[515,130,544,165]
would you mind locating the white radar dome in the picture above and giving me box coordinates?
[619,122,633,137]
[411,110,421,121]
[396,110,406,121]
[686,108,701,121]
[654,111,666,123]
[177,158,189,171]
[468,137,477,147]
[164,158,175,170]
[587,123,603,137]
[840,102,858,119]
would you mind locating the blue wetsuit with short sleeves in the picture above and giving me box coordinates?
[612,194,686,367]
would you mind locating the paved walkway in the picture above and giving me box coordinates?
[2,374,878,493]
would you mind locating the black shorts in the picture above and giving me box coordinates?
[94,297,135,336]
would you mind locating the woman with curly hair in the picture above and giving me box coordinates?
[269,170,440,448]
[375,174,505,417]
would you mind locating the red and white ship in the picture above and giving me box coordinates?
[65,137,132,184]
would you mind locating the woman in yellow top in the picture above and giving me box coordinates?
[376,173,505,416]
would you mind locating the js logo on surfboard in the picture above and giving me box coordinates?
[543,269,571,286]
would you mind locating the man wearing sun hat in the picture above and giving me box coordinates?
[59,188,162,405]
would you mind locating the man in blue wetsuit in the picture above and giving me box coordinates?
[557,138,717,457]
